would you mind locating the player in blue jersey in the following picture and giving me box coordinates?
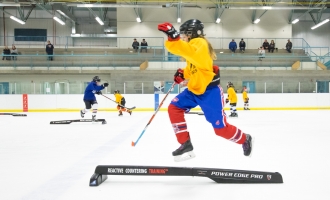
[80,76,108,121]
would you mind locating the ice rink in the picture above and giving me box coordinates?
[0,110,329,200]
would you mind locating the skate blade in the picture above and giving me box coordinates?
[174,151,196,162]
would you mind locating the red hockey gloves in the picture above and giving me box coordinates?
[158,22,180,41]
[103,83,109,87]
[174,68,185,84]
[225,98,229,104]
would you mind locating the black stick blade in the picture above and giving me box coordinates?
[50,120,72,124]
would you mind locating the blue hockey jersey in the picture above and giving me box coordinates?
[83,82,105,101]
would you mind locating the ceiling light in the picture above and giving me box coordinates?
[177,18,181,23]
[56,10,67,17]
[216,18,221,24]
[311,19,329,30]
[136,17,141,23]
[292,19,299,24]
[95,17,104,25]
[0,3,20,7]
[76,4,163,8]
[10,16,25,25]
[53,16,65,25]
[254,18,260,24]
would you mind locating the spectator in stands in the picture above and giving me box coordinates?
[239,38,246,53]
[46,41,54,61]
[11,45,18,60]
[269,40,275,53]
[132,38,139,52]
[286,39,292,53]
[263,39,269,51]
[140,39,148,53]
[229,39,237,53]
[258,46,265,61]
[2,46,11,60]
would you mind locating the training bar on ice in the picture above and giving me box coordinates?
[89,165,283,186]
[50,119,106,124]
[0,113,27,117]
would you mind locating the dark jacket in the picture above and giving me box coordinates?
[141,41,148,47]
[263,42,269,49]
[286,42,292,49]
[239,41,246,48]
[83,81,105,101]
[132,41,139,48]
[46,44,54,54]
[3,49,10,55]
[269,42,275,49]
[229,41,237,49]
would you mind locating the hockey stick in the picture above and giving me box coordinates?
[0,113,27,117]
[132,82,176,147]
[186,112,204,115]
[101,94,136,110]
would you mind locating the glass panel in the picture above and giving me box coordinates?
[300,81,316,93]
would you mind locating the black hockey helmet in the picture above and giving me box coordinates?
[92,76,101,82]
[227,81,234,88]
[180,19,204,39]
[114,90,120,94]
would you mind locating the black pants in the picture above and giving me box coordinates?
[47,53,53,60]
[84,100,97,109]
[11,53,18,60]
[269,48,274,53]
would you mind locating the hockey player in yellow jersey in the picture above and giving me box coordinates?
[114,90,132,116]
[242,86,250,110]
[226,82,238,117]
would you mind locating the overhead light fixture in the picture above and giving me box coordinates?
[177,18,181,23]
[53,16,65,25]
[76,4,163,8]
[0,3,20,7]
[95,17,104,25]
[311,19,329,30]
[56,10,67,17]
[10,16,25,25]
[292,19,299,24]
[225,6,321,10]
[136,17,141,23]
[216,18,221,24]
[254,18,260,24]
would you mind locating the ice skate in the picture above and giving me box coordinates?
[118,111,123,116]
[243,134,253,157]
[128,110,132,115]
[172,139,196,162]
[244,108,247,110]
[92,115,97,122]
[80,110,85,118]
[246,108,250,110]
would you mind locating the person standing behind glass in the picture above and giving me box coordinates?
[258,46,265,61]
[286,39,292,53]
[269,40,275,53]
[11,45,18,60]
[46,41,54,61]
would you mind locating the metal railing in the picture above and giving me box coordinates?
[1,80,328,95]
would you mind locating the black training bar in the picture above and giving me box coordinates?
[89,165,283,186]
[50,119,106,124]
[0,113,27,117]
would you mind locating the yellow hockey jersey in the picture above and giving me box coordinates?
[227,87,237,103]
[243,91,248,102]
[165,38,215,95]
[114,93,123,104]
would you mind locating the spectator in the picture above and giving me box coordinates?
[229,39,237,53]
[132,38,139,52]
[269,40,275,53]
[286,39,292,53]
[239,38,246,53]
[46,41,54,61]
[2,46,10,60]
[262,39,269,51]
[258,46,265,61]
[11,45,18,60]
[140,39,148,53]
